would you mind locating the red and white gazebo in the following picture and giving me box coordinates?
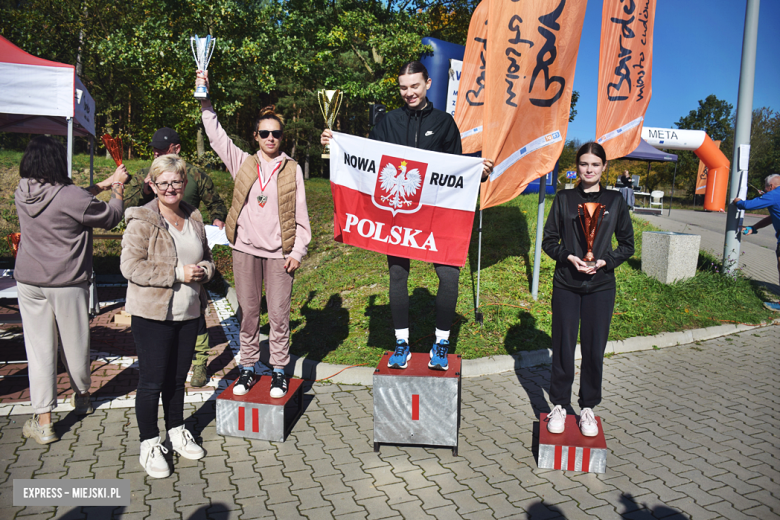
[0,35,96,178]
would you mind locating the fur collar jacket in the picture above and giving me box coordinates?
[120,199,215,321]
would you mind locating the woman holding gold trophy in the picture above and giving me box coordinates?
[542,142,634,437]
[196,71,311,399]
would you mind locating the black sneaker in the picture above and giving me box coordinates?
[233,369,255,396]
[270,372,288,398]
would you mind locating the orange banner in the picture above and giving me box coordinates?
[454,0,488,154]
[596,0,656,160]
[695,140,720,194]
[481,0,587,209]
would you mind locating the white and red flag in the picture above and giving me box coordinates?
[329,132,483,267]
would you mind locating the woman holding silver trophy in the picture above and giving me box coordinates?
[541,142,634,438]
[196,71,311,400]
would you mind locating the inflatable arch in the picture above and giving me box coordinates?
[641,127,730,212]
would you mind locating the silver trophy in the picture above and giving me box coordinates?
[190,34,216,99]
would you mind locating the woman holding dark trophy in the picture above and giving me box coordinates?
[541,142,634,437]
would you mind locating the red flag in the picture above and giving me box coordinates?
[454,0,488,154]
[596,0,656,159]
[481,0,587,209]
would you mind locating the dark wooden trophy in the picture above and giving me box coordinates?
[577,202,606,267]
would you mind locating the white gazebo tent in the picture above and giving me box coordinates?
[0,34,97,179]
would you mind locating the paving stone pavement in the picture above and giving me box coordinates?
[0,325,778,519]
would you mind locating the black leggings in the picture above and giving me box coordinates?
[132,316,198,442]
[387,255,460,331]
[549,286,615,410]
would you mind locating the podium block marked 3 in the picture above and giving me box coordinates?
[217,376,304,442]
[538,413,607,473]
[373,352,461,454]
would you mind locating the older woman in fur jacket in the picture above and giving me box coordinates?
[120,154,215,479]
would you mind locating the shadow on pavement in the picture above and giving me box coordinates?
[619,493,688,519]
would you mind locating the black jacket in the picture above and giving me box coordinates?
[369,102,462,155]
[542,184,634,293]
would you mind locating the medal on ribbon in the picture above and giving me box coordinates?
[256,162,282,209]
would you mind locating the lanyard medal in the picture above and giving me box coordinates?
[257,161,282,208]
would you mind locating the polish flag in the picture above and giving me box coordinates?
[329,132,483,267]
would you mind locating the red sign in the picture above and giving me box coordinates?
[372,156,428,216]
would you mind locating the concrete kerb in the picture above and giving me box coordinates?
[226,282,780,385]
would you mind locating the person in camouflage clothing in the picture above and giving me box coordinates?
[123,127,228,387]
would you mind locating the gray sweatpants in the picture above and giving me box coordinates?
[232,250,293,369]
[16,281,92,413]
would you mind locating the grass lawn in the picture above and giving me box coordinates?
[1,151,775,367]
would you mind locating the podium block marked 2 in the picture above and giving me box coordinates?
[373,352,461,455]
[538,413,607,473]
[217,376,304,442]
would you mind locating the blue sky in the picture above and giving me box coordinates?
[566,0,780,143]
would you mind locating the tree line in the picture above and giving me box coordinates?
[1,0,478,175]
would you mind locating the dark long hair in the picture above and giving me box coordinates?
[575,142,607,166]
[19,136,73,186]
[399,61,429,81]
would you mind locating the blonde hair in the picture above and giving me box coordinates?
[149,154,186,183]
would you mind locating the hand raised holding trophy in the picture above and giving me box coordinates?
[190,34,216,99]
[318,90,343,159]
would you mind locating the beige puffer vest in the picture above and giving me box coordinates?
[225,154,298,256]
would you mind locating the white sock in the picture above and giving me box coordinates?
[395,328,409,343]
[435,328,450,343]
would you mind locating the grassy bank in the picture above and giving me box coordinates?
[1,151,774,366]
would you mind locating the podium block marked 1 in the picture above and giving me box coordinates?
[538,413,607,473]
[373,352,461,455]
[217,376,304,442]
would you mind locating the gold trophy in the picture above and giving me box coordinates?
[318,89,343,159]
[577,202,606,267]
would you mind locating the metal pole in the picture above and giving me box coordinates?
[531,172,548,300]
[668,162,678,216]
[89,134,94,186]
[66,117,74,178]
[723,0,760,275]
[475,209,483,324]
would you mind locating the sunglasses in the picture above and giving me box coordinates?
[257,130,282,139]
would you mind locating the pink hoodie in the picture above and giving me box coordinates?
[201,103,311,262]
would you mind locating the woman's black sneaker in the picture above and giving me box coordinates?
[270,372,288,398]
[233,369,255,396]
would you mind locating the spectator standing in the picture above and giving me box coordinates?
[124,127,228,388]
[14,136,126,444]
[734,173,780,311]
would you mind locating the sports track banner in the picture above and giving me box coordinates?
[695,140,721,195]
[481,0,587,209]
[453,0,488,154]
[329,132,483,267]
[596,0,656,160]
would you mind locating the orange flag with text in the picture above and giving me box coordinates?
[596,0,656,160]
[481,0,587,209]
[454,0,488,154]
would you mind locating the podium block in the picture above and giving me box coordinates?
[216,376,304,442]
[373,352,461,455]
[538,413,607,473]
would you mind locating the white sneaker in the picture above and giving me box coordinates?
[546,405,566,434]
[579,408,599,437]
[139,436,170,478]
[233,368,255,396]
[168,425,205,460]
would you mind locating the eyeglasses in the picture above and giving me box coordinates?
[154,180,184,191]
[257,130,282,139]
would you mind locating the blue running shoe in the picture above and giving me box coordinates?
[765,301,780,312]
[429,340,449,370]
[388,340,411,369]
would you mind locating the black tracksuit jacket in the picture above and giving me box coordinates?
[368,102,462,155]
[542,184,635,293]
